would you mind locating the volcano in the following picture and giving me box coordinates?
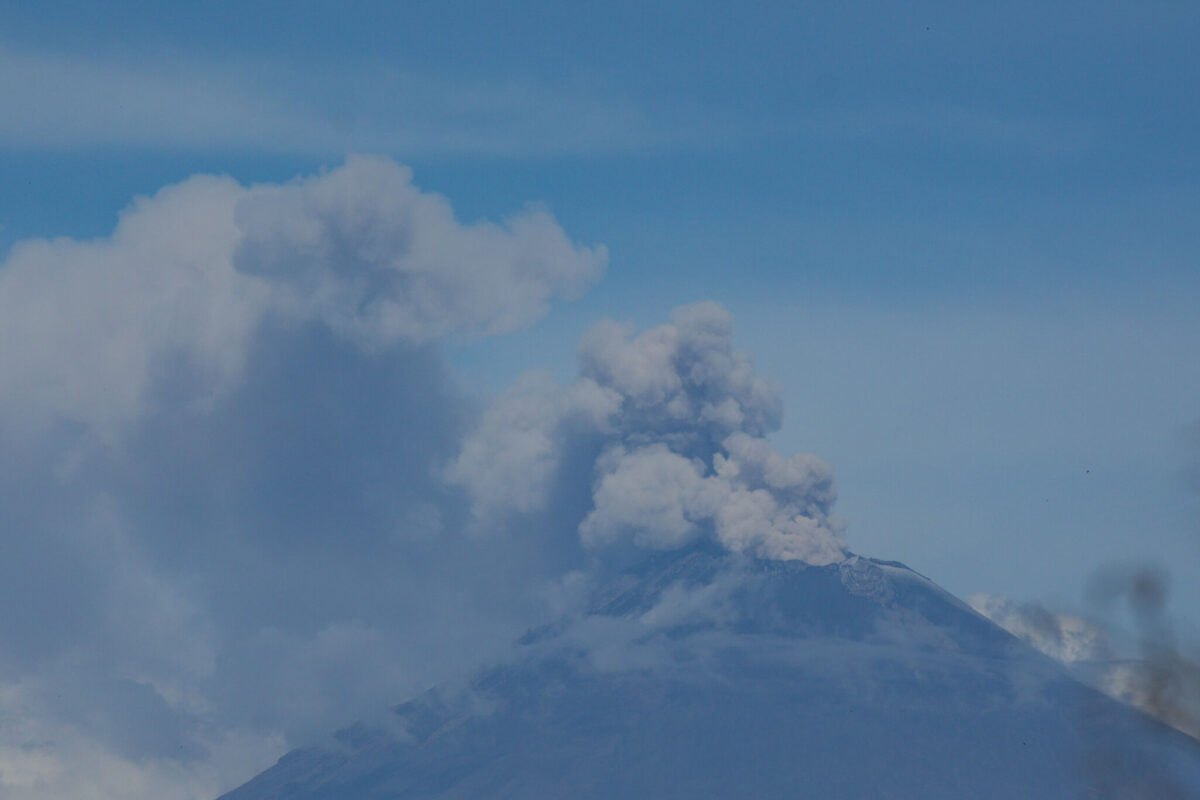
[219,548,1200,799]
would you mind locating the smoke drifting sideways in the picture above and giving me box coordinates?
[448,302,846,565]
[1086,565,1200,742]
[968,594,1116,665]
[971,576,1200,742]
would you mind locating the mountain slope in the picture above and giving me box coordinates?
[220,550,1200,799]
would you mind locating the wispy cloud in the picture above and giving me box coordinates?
[799,105,1102,156]
[0,46,724,156]
[0,45,1097,159]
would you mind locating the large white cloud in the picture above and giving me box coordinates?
[0,155,604,436]
[0,159,606,799]
[233,156,605,347]
[0,175,262,437]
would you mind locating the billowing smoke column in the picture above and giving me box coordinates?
[450,302,846,565]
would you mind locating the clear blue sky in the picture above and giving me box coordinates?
[1,2,1198,795]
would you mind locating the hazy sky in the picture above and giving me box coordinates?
[1,2,1198,797]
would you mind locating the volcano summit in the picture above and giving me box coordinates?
[221,546,1200,799]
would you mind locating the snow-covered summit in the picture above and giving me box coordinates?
[220,548,1200,799]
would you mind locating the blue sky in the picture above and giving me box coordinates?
[1,2,1198,796]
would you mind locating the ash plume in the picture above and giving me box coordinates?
[450,301,846,564]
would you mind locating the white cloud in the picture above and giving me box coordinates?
[0,158,606,798]
[0,707,282,800]
[0,156,603,436]
[802,105,1101,157]
[234,156,605,348]
[446,372,619,520]
[0,46,704,156]
[0,174,262,437]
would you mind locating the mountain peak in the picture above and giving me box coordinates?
[526,547,1012,660]
[220,549,1200,800]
